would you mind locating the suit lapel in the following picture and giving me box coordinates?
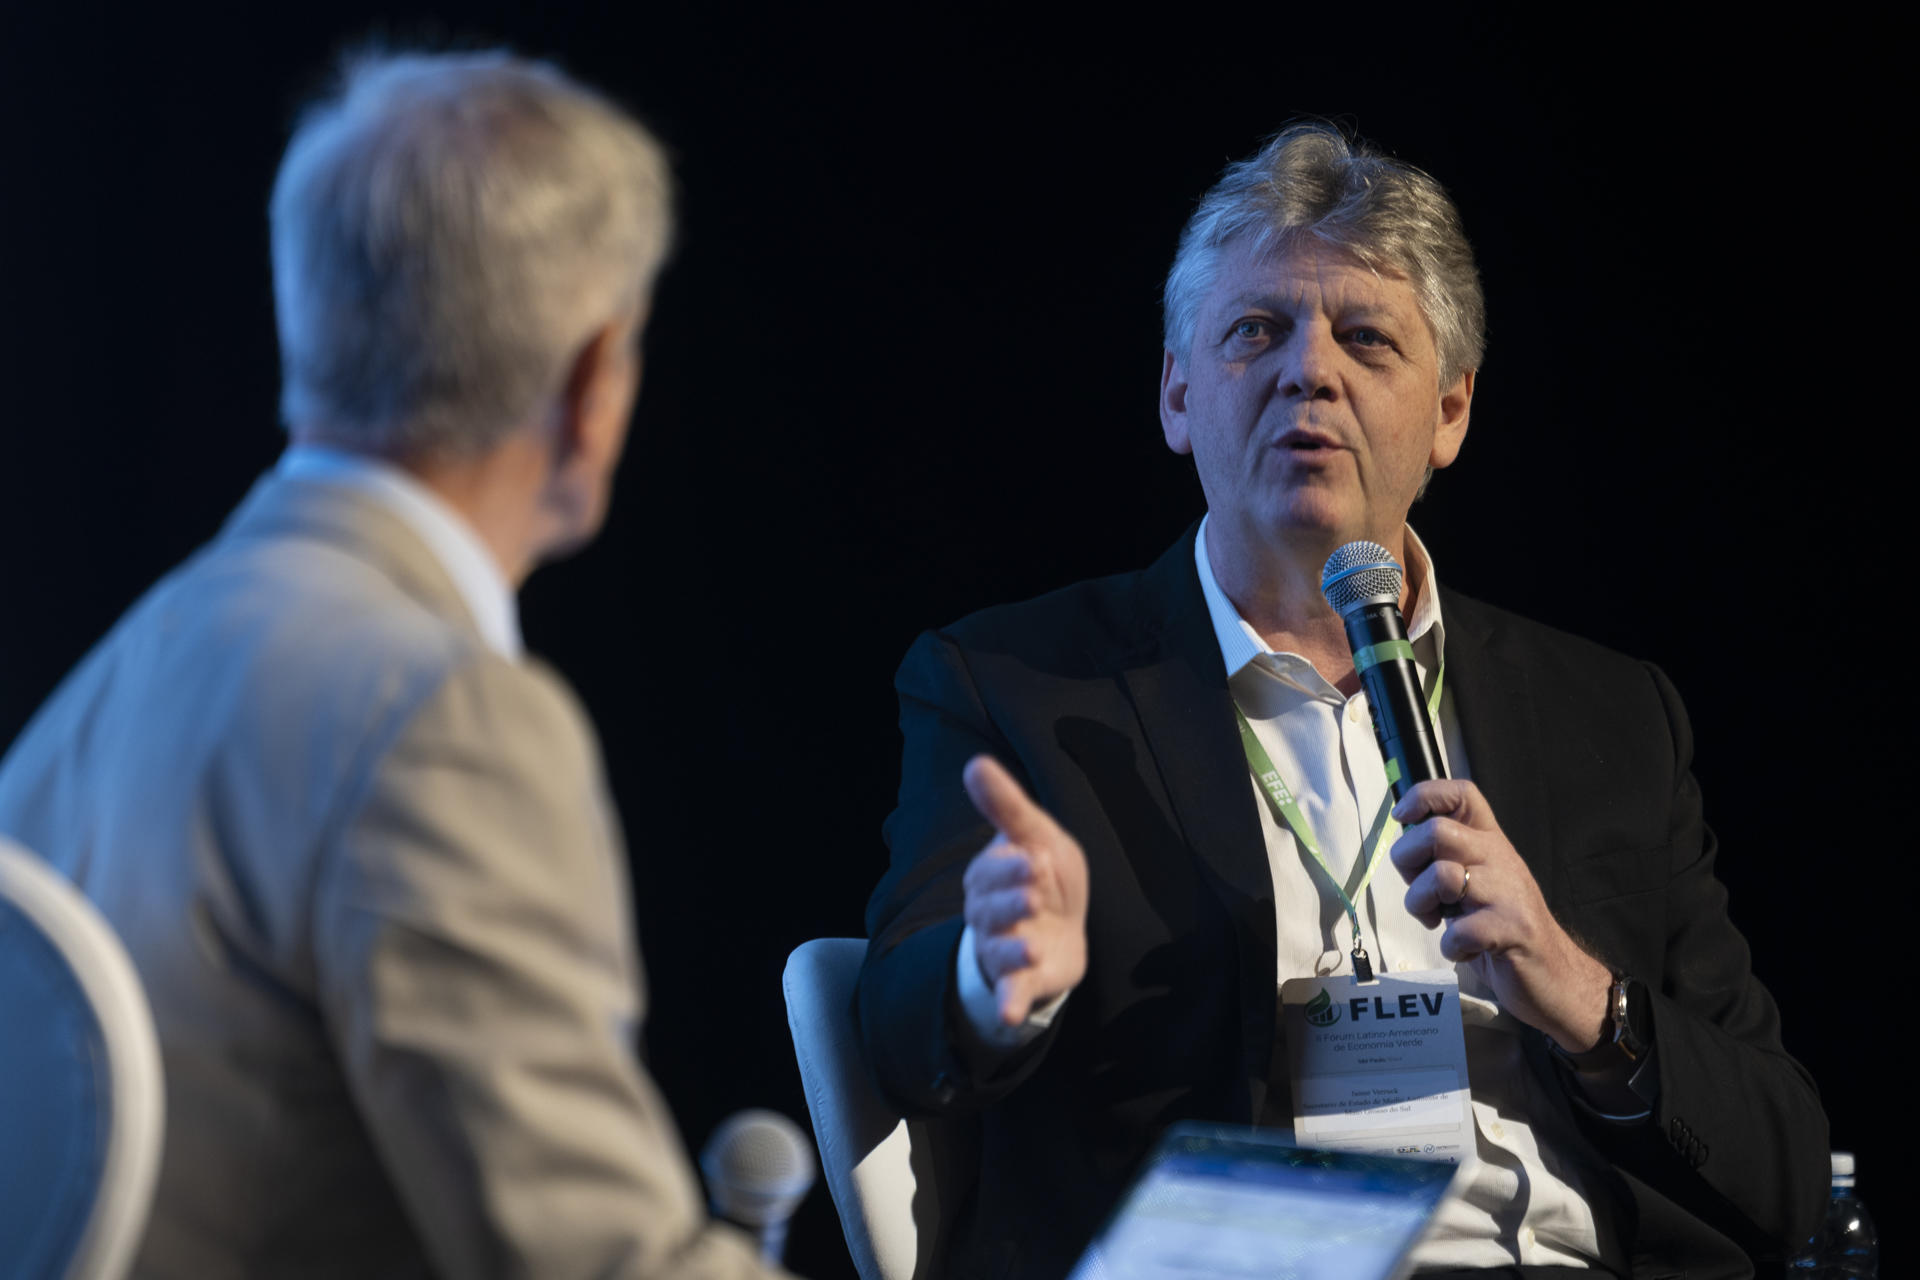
[1116,528,1277,1120]
[1441,594,1561,904]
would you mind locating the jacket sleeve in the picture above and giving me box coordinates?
[856,629,1060,1116]
[1568,662,1828,1261]
[311,654,794,1280]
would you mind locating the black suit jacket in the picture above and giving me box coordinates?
[857,527,1827,1280]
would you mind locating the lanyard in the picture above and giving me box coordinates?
[1234,661,1444,981]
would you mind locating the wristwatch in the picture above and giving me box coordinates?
[1553,973,1650,1072]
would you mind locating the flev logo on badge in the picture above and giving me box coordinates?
[1281,970,1474,1161]
[1304,987,1342,1027]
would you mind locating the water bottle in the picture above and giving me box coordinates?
[1789,1150,1878,1277]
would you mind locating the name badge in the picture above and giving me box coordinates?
[1280,970,1473,1163]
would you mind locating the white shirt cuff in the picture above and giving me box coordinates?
[955,924,1068,1049]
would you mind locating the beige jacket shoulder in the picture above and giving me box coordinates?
[0,473,787,1280]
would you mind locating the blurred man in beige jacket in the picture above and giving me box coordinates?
[0,50,794,1280]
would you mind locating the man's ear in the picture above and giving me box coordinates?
[554,311,642,471]
[1160,349,1193,456]
[1428,367,1474,471]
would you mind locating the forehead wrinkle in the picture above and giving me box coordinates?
[1199,239,1432,361]
[1215,236,1414,300]
[1283,248,1431,339]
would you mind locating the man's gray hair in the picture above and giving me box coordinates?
[271,50,674,458]
[1162,124,1485,386]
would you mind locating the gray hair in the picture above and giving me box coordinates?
[1162,124,1485,387]
[270,50,674,458]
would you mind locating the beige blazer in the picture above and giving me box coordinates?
[0,473,788,1279]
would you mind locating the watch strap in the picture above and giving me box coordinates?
[1552,974,1649,1073]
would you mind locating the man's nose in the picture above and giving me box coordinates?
[1279,327,1339,401]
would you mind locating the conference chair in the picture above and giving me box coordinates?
[0,838,165,1280]
[783,938,976,1280]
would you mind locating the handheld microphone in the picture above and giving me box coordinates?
[1320,540,1447,799]
[699,1108,816,1264]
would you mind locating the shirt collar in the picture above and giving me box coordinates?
[1194,514,1447,684]
[277,445,523,659]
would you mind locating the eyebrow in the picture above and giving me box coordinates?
[1221,292,1413,324]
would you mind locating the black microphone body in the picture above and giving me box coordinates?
[1340,600,1446,799]
[1321,541,1449,802]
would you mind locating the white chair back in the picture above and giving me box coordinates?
[0,837,165,1280]
[783,938,974,1280]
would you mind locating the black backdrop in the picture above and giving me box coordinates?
[1,8,1899,1275]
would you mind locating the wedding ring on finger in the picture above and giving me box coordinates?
[1438,865,1470,919]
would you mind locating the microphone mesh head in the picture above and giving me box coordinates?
[700,1109,816,1224]
[1320,540,1404,616]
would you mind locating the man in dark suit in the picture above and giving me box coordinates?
[857,125,1828,1278]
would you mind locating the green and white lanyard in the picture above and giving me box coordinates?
[1233,662,1444,983]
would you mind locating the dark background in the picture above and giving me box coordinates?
[1,7,1899,1275]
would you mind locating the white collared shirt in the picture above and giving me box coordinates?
[1196,517,1621,1273]
[1197,517,1465,984]
[277,447,523,660]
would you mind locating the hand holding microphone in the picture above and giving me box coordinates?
[1322,541,1609,1052]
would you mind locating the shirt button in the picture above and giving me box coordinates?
[1346,702,1362,723]
[1395,961,1412,973]
[1489,1121,1507,1140]
[1523,1227,1536,1249]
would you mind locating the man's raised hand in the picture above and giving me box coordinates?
[961,755,1090,1027]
